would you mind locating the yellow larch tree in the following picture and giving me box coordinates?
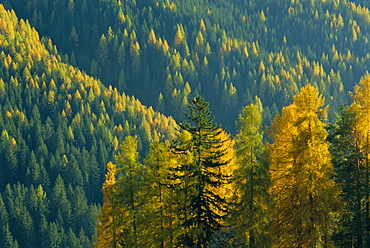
[173,24,185,48]
[143,139,181,247]
[95,137,146,248]
[349,75,370,243]
[114,135,146,247]
[269,84,341,247]
[231,102,270,247]
[95,161,119,248]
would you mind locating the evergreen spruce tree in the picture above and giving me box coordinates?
[327,107,365,247]
[0,194,19,248]
[3,224,19,248]
[171,95,232,247]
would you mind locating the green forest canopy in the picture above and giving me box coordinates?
[1,0,370,247]
[0,4,176,247]
[8,0,370,131]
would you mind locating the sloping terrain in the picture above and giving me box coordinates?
[1,0,370,246]
[0,5,176,247]
[8,0,370,130]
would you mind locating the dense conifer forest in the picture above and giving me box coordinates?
[1,0,370,247]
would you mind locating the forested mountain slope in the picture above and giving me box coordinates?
[8,0,370,130]
[2,0,370,246]
[0,5,176,247]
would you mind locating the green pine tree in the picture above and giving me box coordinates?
[327,107,365,247]
[171,95,232,247]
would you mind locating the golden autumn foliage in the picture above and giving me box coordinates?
[350,75,370,157]
[173,24,185,47]
[95,162,118,248]
[348,75,370,245]
[4,0,370,246]
[269,84,341,247]
[0,5,181,247]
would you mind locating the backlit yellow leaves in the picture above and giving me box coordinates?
[174,24,185,47]
[269,84,340,247]
[95,161,118,248]
[350,75,370,150]
[104,162,117,188]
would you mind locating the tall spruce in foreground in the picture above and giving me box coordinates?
[231,100,270,247]
[171,96,232,247]
[269,84,341,247]
[327,107,365,247]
